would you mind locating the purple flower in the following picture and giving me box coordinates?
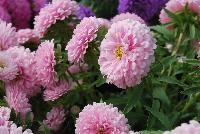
[118,0,168,21]
[76,4,95,20]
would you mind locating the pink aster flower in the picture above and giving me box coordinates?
[35,40,56,87]
[43,79,72,101]
[98,19,156,89]
[7,0,31,29]
[0,124,33,134]
[98,18,111,28]
[5,83,31,117]
[111,13,145,24]
[6,46,39,96]
[0,6,11,22]
[66,17,101,63]
[164,120,200,134]
[0,51,19,82]
[75,102,130,134]
[34,0,78,37]
[17,29,39,44]
[68,63,88,74]
[43,106,65,131]
[160,0,200,25]
[0,21,18,51]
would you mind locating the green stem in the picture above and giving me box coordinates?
[181,93,200,114]
[172,33,183,56]
[66,69,82,90]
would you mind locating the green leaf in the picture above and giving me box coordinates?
[145,106,172,129]
[158,76,187,87]
[153,88,170,105]
[181,87,200,96]
[141,130,163,134]
[189,24,196,39]
[123,86,143,114]
[185,59,200,66]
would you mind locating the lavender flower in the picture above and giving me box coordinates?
[76,4,95,20]
[118,0,168,21]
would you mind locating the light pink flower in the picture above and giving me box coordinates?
[5,83,31,117]
[0,107,11,121]
[98,19,156,89]
[34,0,78,37]
[111,13,145,24]
[35,40,56,87]
[0,21,18,51]
[0,124,33,134]
[98,18,111,28]
[66,17,100,63]
[68,63,88,74]
[17,29,39,44]
[75,102,130,134]
[44,80,72,101]
[0,51,19,82]
[6,46,39,97]
[160,0,200,25]
[43,106,65,131]
[164,120,200,134]
[0,6,11,22]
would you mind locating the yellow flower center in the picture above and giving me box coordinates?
[97,129,105,134]
[0,61,6,69]
[115,45,123,60]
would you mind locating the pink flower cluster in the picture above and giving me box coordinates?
[66,17,103,63]
[160,0,200,24]
[43,106,65,131]
[98,19,156,89]
[0,107,33,134]
[34,0,78,37]
[75,102,130,134]
[164,120,200,134]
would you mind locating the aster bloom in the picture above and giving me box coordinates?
[0,124,33,134]
[118,0,168,21]
[0,51,19,82]
[164,120,200,134]
[43,79,72,101]
[98,19,156,89]
[111,13,145,24]
[6,46,39,97]
[66,17,101,63]
[98,18,111,28]
[75,102,130,134]
[33,0,48,14]
[68,63,88,74]
[43,106,65,131]
[34,0,78,37]
[0,21,18,51]
[35,40,56,87]
[7,0,31,29]
[160,0,200,25]
[17,29,39,44]
[0,6,11,22]
[76,4,95,20]
[5,83,31,117]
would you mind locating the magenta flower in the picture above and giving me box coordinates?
[43,79,72,101]
[34,0,78,37]
[164,120,200,134]
[0,21,18,51]
[35,40,56,87]
[98,19,156,89]
[75,102,130,134]
[111,13,145,24]
[43,106,65,131]
[33,0,48,14]
[66,17,101,63]
[0,6,11,22]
